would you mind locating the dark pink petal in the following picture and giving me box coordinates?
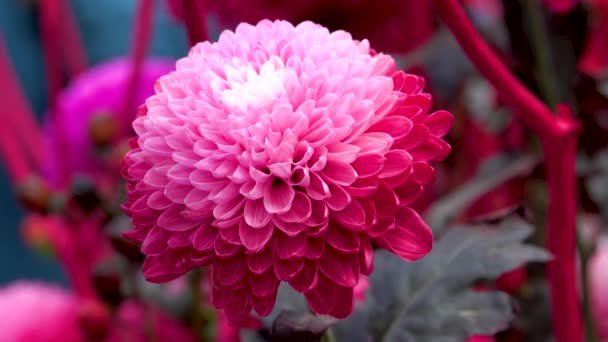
[251,290,277,316]
[378,149,413,178]
[214,238,242,258]
[247,247,273,275]
[289,258,319,292]
[274,257,304,281]
[397,124,429,150]
[249,270,280,297]
[214,257,247,289]
[219,224,242,245]
[190,250,214,265]
[326,182,351,211]
[273,230,307,259]
[306,200,329,227]
[324,225,360,253]
[367,217,396,238]
[164,182,192,204]
[244,199,272,228]
[329,285,354,319]
[273,218,308,237]
[158,205,199,231]
[213,196,245,220]
[371,180,398,217]
[212,287,233,309]
[307,172,330,200]
[322,160,358,186]
[277,192,312,223]
[331,199,366,230]
[143,256,187,283]
[347,178,379,198]
[319,246,360,287]
[305,273,336,315]
[167,229,194,249]
[369,115,413,141]
[412,163,435,184]
[147,191,172,210]
[305,236,325,259]
[359,197,377,227]
[351,154,385,178]
[394,179,423,206]
[358,236,374,276]
[142,226,169,255]
[239,222,274,253]
[429,135,452,161]
[264,179,295,214]
[409,138,442,162]
[374,207,433,261]
[402,94,431,116]
[224,288,251,325]
[423,110,453,137]
[383,166,413,187]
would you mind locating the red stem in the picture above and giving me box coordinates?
[121,0,155,136]
[0,39,44,180]
[181,0,209,46]
[59,0,88,77]
[432,1,583,341]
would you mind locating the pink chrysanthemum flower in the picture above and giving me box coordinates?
[122,20,452,323]
[0,282,85,342]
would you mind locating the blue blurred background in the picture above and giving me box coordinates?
[0,0,189,284]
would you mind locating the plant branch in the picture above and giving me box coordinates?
[432,1,583,341]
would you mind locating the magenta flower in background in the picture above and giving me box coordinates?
[45,57,175,187]
[589,237,608,340]
[0,282,85,342]
[205,0,436,54]
[579,0,608,77]
[122,20,452,323]
[543,0,580,12]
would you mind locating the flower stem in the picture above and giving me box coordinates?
[577,232,599,342]
[190,269,204,341]
[58,0,87,77]
[432,1,583,341]
[122,0,154,136]
[181,0,209,46]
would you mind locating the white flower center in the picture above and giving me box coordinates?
[221,56,286,111]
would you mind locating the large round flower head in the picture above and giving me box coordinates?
[122,20,453,323]
[0,282,84,342]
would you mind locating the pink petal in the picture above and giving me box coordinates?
[422,110,453,137]
[371,180,398,217]
[148,190,173,210]
[358,236,374,275]
[306,200,329,227]
[394,179,423,206]
[331,199,366,230]
[212,287,233,309]
[351,153,385,178]
[142,226,169,255]
[249,270,280,297]
[244,199,272,228]
[167,229,195,249]
[224,288,251,325]
[239,222,274,252]
[264,179,295,214]
[322,160,358,186]
[397,124,429,150]
[273,230,307,259]
[305,273,336,315]
[305,236,325,259]
[378,149,413,178]
[274,257,305,281]
[143,256,187,283]
[369,115,413,141]
[326,182,351,211]
[351,132,392,155]
[367,217,396,238]
[409,138,443,162]
[251,291,277,316]
[412,162,436,184]
[158,205,199,231]
[214,257,247,289]
[374,207,433,261]
[319,246,360,287]
[329,285,354,319]
[347,178,379,198]
[289,258,319,292]
[247,247,273,275]
[326,142,361,163]
[214,238,242,258]
[213,196,245,220]
[324,225,360,253]
[273,218,308,236]
[307,172,330,200]
[277,192,312,223]
[219,223,242,245]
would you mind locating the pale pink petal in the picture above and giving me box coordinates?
[264,179,295,214]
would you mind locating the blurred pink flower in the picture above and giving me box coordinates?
[589,238,608,339]
[206,0,436,54]
[543,0,579,12]
[0,282,85,342]
[45,57,175,187]
[579,0,608,77]
[353,275,369,302]
[467,336,495,342]
[122,20,452,323]
[106,300,196,342]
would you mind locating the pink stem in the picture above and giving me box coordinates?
[121,0,154,136]
[0,39,44,180]
[181,0,209,46]
[59,0,88,77]
[39,0,71,187]
[432,1,583,341]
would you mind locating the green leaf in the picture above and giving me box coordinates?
[353,217,550,342]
